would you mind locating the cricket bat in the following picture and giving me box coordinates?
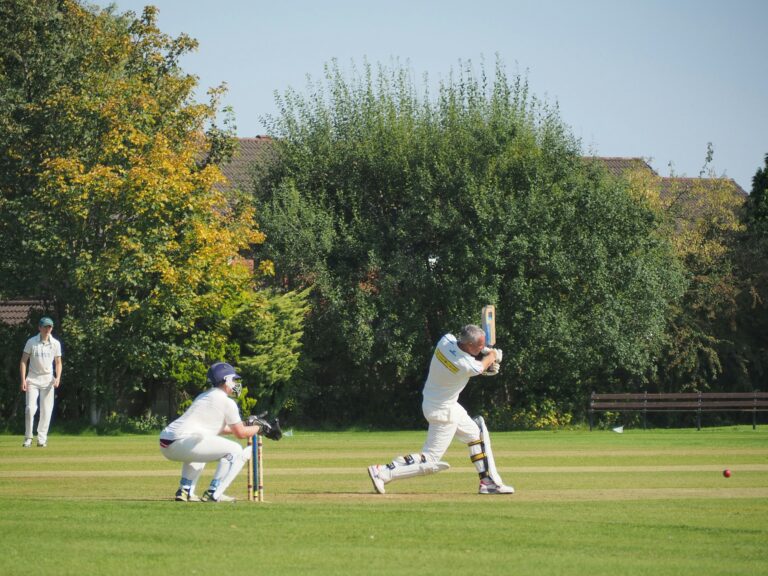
[481,304,496,347]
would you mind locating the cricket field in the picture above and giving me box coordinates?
[1,427,766,575]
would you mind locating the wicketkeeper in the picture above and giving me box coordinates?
[159,362,281,502]
[367,324,514,495]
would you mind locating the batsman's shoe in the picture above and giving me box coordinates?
[478,481,515,495]
[201,490,235,503]
[367,465,386,494]
[22,438,32,448]
[175,488,201,502]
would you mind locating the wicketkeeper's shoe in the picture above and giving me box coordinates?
[37,441,47,448]
[201,490,235,502]
[478,480,515,495]
[367,465,386,494]
[22,438,32,448]
[175,488,201,502]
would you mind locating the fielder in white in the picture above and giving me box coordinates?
[367,324,514,495]
[20,316,63,448]
[159,362,278,503]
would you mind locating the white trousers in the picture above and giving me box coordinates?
[25,382,55,444]
[160,435,251,497]
[421,402,481,463]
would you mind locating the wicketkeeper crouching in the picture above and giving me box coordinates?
[159,362,282,502]
[368,325,514,495]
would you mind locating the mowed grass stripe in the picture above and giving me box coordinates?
[1,428,767,576]
[3,463,768,478]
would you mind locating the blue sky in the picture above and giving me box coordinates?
[94,0,767,191]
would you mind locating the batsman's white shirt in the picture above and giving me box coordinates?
[160,387,241,441]
[23,334,62,386]
[422,333,484,411]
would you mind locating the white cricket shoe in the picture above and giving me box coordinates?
[175,488,201,502]
[201,490,235,502]
[478,481,515,495]
[22,438,32,448]
[367,465,386,494]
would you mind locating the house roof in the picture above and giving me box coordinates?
[589,156,747,198]
[0,299,44,326]
[658,176,747,198]
[592,157,658,178]
[217,136,274,192]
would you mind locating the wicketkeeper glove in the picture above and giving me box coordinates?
[245,413,283,441]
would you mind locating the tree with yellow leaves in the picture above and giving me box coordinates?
[623,157,750,394]
[0,1,296,424]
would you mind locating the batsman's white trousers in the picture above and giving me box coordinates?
[25,382,55,444]
[421,402,481,463]
[161,435,251,496]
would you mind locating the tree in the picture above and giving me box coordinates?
[652,175,747,392]
[0,1,295,425]
[254,59,685,428]
[748,154,768,225]
[231,287,312,414]
[618,151,768,413]
[734,154,768,389]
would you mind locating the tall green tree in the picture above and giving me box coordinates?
[652,176,747,392]
[254,59,685,428]
[748,154,768,225]
[734,154,768,388]
[0,0,299,425]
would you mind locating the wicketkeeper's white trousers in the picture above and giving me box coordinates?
[25,382,55,444]
[161,435,251,497]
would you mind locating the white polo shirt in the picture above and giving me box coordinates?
[160,387,242,441]
[421,333,484,411]
[23,334,62,386]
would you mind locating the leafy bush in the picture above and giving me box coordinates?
[96,411,167,435]
[485,399,573,431]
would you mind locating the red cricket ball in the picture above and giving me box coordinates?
[723,469,731,478]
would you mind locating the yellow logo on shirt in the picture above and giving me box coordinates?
[435,348,459,373]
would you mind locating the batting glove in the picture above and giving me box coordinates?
[481,361,501,376]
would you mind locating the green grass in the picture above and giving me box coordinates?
[1,428,767,575]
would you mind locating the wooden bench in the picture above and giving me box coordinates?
[588,391,768,430]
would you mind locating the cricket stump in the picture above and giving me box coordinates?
[247,435,264,502]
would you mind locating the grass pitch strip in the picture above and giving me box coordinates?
[1,428,766,575]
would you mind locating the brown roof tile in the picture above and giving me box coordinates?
[0,300,44,326]
[659,176,747,199]
[218,136,275,192]
[591,157,747,206]
[592,157,658,177]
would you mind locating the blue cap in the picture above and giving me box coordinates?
[206,362,241,386]
[39,317,54,327]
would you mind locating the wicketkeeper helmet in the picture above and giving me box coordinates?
[207,362,243,396]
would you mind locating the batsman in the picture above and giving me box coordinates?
[367,322,514,495]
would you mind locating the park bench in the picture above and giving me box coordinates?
[588,391,768,431]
